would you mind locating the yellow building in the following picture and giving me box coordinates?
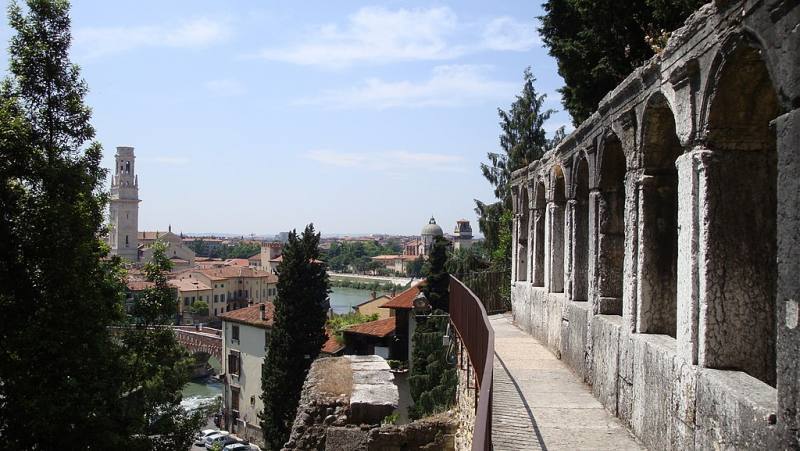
[354,294,394,320]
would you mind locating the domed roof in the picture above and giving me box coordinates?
[421,217,443,237]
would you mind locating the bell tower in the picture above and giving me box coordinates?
[109,146,140,260]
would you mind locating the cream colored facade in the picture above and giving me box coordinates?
[355,295,393,320]
[169,278,212,316]
[138,231,196,267]
[221,305,272,446]
[176,267,277,318]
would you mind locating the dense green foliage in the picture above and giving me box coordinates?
[474,69,559,308]
[260,225,330,450]
[0,3,205,447]
[422,236,451,313]
[405,255,425,278]
[445,242,490,276]
[327,311,380,343]
[190,299,210,315]
[323,239,402,273]
[186,239,261,259]
[539,0,704,124]
[119,242,208,450]
[409,235,456,419]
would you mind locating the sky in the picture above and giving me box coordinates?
[0,0,572,236]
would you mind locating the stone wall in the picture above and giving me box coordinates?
[454,339,477,451]
[283,355,456,450]
[509,0,799,448]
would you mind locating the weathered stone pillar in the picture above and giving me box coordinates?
[594,188,624,315]
[510,190,518,282]
[588,189,601,312]
[676,147,776,384]
[545,201,565,293]
[564,199,576,298]
[622,170,640,332]
[776,108,800,447]
[532,208,546,287]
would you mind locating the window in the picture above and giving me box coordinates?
[125,161,130,173]
[214,294,219,303]
[221,293,226,302]
[214,308,217,315]
[125,235,129,247]
[250,395,256,407]
[184,297,190,306]
[191,296,195,304]
[232,325,240,342]
[231,386,240,412]
[244,290,248,298]
[228,350,240,376]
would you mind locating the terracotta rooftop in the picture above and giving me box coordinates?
[169,279,211,291]
[248,253,261,260]
[354,294,393,308]
[225,258,250,267]
[321,330,345,354]
[382,281,426,310]
[343,317,396,338]
[196,266,277,281]
[127,280,155,291]
[219,302,275,328]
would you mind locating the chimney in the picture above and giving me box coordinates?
[260,303,266,320]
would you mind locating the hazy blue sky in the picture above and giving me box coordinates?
[1,1,572,236]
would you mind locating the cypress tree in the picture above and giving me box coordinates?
[260,224,330,450]
[0,0,127,447]
[409,236,456,419]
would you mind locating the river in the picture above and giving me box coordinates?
[328,286,390,314]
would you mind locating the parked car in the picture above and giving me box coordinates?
[207,433,240,449]
[223,443,254,451]
[204,431,230,448]
[195,428,219,446]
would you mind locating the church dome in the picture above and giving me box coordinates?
[421,217,444,237]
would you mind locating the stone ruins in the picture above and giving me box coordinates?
[509,0,799,448]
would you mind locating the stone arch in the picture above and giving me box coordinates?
[594,131,625,314]
[695,35,779,386]
[571,153,590,301]
[532,178,547,286]
[636,92,682,337]
[517,187,530,282]
[547,165,567,293]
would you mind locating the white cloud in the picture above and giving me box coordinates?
[296,65,516,109]
[306,149,464,172]
[481,17,539,51]
[253,7,536,67]
[74,17,230,59]
[204,79,246,97]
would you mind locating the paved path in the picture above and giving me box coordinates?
[491,313,645,451]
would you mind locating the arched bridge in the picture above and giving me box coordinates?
[172,326,222,362]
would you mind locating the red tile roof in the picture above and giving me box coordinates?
[196,266,277,281]
[225,258,250,267]
[219,302,275,328]
[127,280,155,291]
[382,281,426,310]
[321,330,345,354]
[343,317,396,338]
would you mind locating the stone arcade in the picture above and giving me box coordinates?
[509,1,799,449]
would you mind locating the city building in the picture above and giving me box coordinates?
[420,216,443,256]
[452,219,475,251]
[353,294,394,320]
[381,281,425,366]
[108,146,140,260]
[138,229,196,269]
[175,266,278,318]
[370,254,417,274]
[220,303,274,446]
[342,317,396,358]
[260,242,283,274]
[170,278,212,318]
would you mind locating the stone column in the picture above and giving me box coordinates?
[564,199,576,299]
[532,208,546,286]
[677,147,776,384]
[622,171,640,332]
[588,189,601,311]
[546,201,565,293]
[776,108,800,447]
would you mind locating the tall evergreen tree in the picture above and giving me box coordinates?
[260,224,330,450]
[0,0,127,447]
[409,236,455,418]
[539,0,704,124]
[474,68,558,273]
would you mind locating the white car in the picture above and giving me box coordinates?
[195,428,219,446]
[223,443,254,451]
[204,431,230,448]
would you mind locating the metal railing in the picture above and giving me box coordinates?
[449,275,494,451]
[454,270,510,315]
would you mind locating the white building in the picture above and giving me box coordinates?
[452,219,475,251]
[420,216,443,256]
[220,303,273,446]
[108,146,140,260]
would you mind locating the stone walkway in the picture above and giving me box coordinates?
[491,314,645,450]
